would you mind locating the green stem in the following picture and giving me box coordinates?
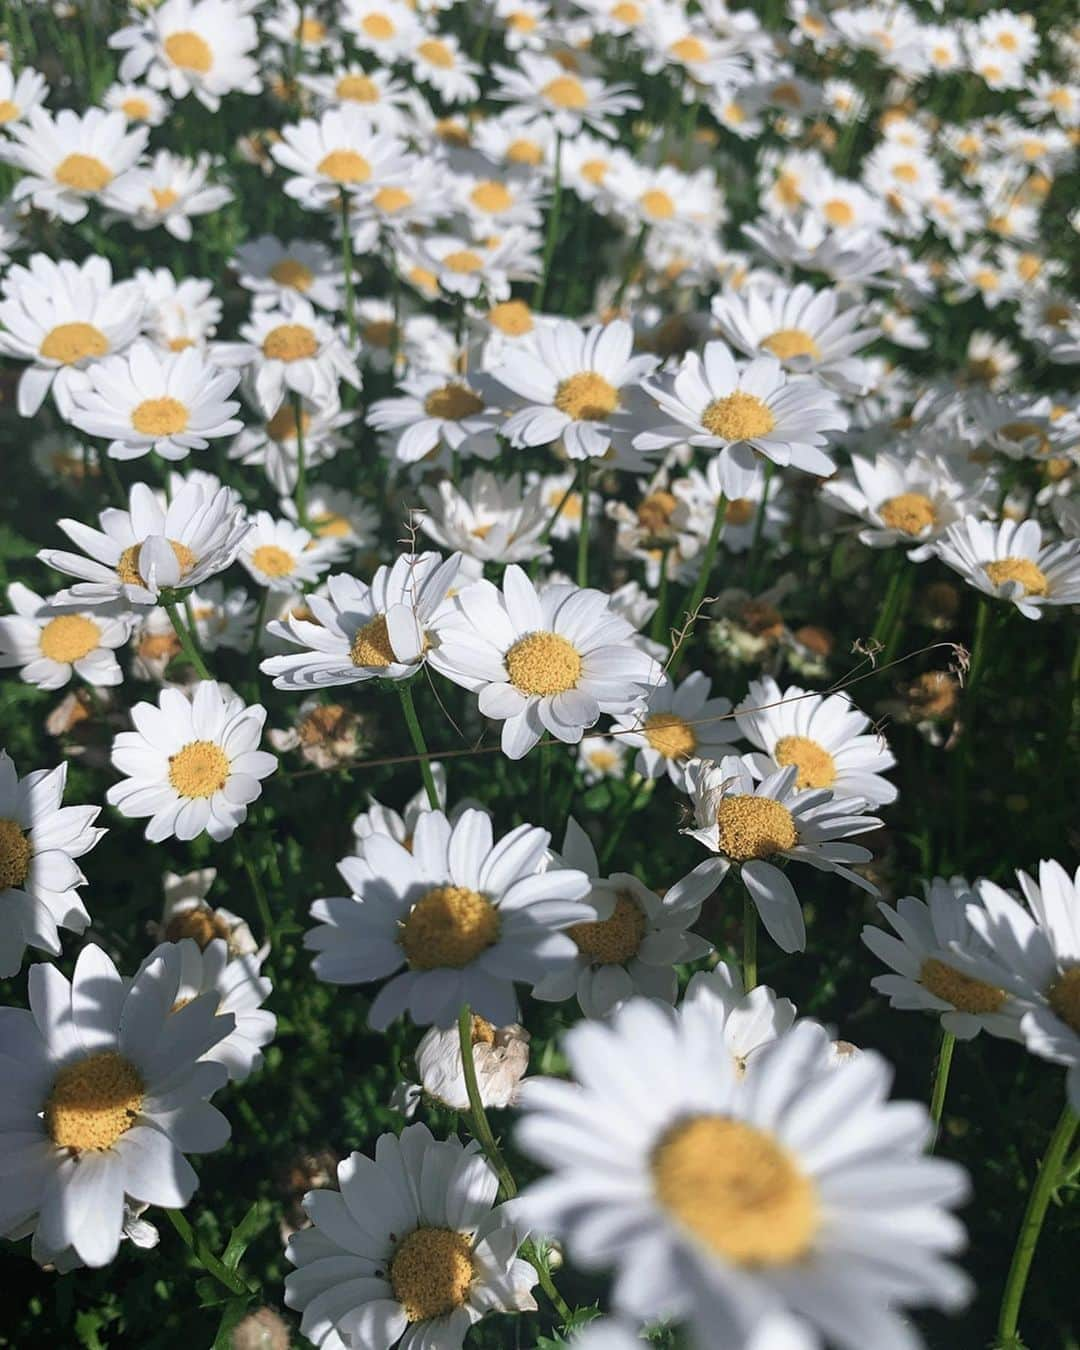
[235,833,274,945]
[668,492,726,677]
[966,596,993,698]
[534,132,563,310]
[744,462,775,593]
[928,1028,955,1153]
[164,1210,250,1297]
[292,392,309,530]
[99,448,126,506]
[397,683,439,809]
[742,887,757,991]
[870,557,911,654]
[575,462,591,588]
[611,224,646,311]
[599,774,651,869]
[339,191,357,346]
[541,481,575,545]
[164,601,212,680]
[996,1103,1079,1350]
[538,741,551,831]
[457,1004,517,1198]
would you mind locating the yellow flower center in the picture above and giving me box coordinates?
[120,96,151,120]
[701,391,776,441]
[644,711,698,761]
[651,1114,818,1266]
[823,198,855,227]
[131,396,189,437]
[270,258,314,291]
[715,795,797,861]
[505,631,582,695]
[670,35,708,62]
[973,268,1000,291]
[363,318,396,347]
[318,149,371,184]
[726,498,754,526]
[251,544,297,578]
[116,538,196,587]
[399,886,500,970]
[54,152,113,192]
[410,266,438,292]
[350,613,397,668]
[773,735,836,790]
[554,371,619,421]
[262,324,319,362]
[878,492,936,535]
[374,186,413,213]
[298,16,325,40]
[761,328,821,361]
[983,557,1048,597]
[1048,967,1080,1033]
[164,30,213,72]
[507,138,543,165]
[442,249,485,273]
[151,187,179,211]
[580,157,608,184]
[39,322,109,366]
[997,30,1019,51]
[361,12,396,38]
[169,740,231,798]
[311,512,352,538]
[633,492,675,536]
[611,0,643,21]
[39,614,101,663]
[640,188,676,220]
[0,817,32,889]
[569,891,646,964]
[164,906,231,948]
[891,162,918,184]
[337,73,379,102]
[168,337,194,351]
[417,37,454,67]
[542,75,588,109]
[470,180,513,213]
[1047,88,1072,110]
[424,383,484,420]
[920,958,1006,1015]
[45,1051,145,1153]
[488,300,534,336]
[390,1227,475,1322]
[267,403,310,441]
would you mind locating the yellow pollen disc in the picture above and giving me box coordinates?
[983,557,1048,597]
[507,138,543,165]
[932,45,951,65]
[612,0,642,19]
[363,318,396,347]
[350,613,397,668]
[542,75,588,109]
[390,1227,475,1322]
[120,97,151,120]
[651,1114,818,1266]
[1016,254,1042,282]
[399,886,500,970]
[701,391,775,441]
[470,180,513,213]
[151,187,179,211]
[508,11,537,30]
[1047,88,1072,110]
[580,157,608,184]
[1044,303,1071,326]
[0,817,32,889]
[773,735,836,790]
[361,13,395,38]
[424,383,484,420]
[715,795,797,861]
[410,266,438,292]
[772,81,801,106]
[46,1051,144,1152]
[973,268,999,291]
[0,100,20,124]
[337,73,379,102]
[139,632,181,662]
[54,152,113,192]
[168,337,195,351]
[554,371,619,421]
[891,162,918,184]
[131,396,189,437]
[636,490,678,535]
[436,118,470,146]
[776,172,802,208]
[997,31,1019,51]
[169,740,231,798]
[270,258,314,291]
[164,906,231,948]
[761,328,821,361]
[640,188,676,220]
[164,30,213,72]
[471,1014,496,1045]
[417,38,454,67]
[878,492,936,535]
[981,64,1002,81]
[570,891,646,964]
[1048,967,1080,1033]
[298,703,354,745]
[505,630,582,696]
[488,300,533,336]
[298,16,325,40]
[39,614,101,663]
[670,35,708,62]
[644,711,697,761]
[442,249,485,273]
[267,404,310,441]
[920,958,1006,1015]
[318,149,371,183]
[823,198,854,227]
[374,186,413,212]
[39,322,109,366]
[116,538,196,587]
[251,544,297,578]
[262,324,319,362]
[726,498,754,526]
[312,512,352,538]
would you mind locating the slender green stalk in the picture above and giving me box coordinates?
[599,774,651,868]
[744,461,775,593]
[575,462,591,588]
[249,588,269,683]
[457,1004,518,1198]
[99,448,126,506]
[164,601,212,680]
[534,132,563,309]
[339,191,357,345]
[742,888,758,991]
[668,493,726,677]
[236,833,274,944]
[538,741,551,831]
[541,481,575,544]
[292,392,309,530]
[995,1102,1079,1350]
[397,683,440,809]
[870,557,912,656]
[928,1028,955,1153]
[966,596,994,698]
[611,224,646,311]
[164,1210,250,1297]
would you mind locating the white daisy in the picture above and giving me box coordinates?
[104,149,232,240]
[436,565,662,760]
[681,961,798,1081]
[577,734,630,784]
[367,371,502,465]
[0,751,104,979]
[228,397,356,495]
[284,1123,537,1348]
[0,583,131,690]
[609,671,741,790]
[187,581,258,653]
[408,32,482,104]
[136,268,222,353]
[400,230,541,302]
[673,458,790,556]
[304,807,595,1028]
[490,53,641,137]
[107,680,276,842]
[281,486,378,552]
[416,470,551,566]
[404,1018,531,1114]
[101,82,170,128]
[934,516,1080,619]
[683,755,881,954]
[0,943,235,1268]
[453,170,546,238]
[233,235,345,312]
[0,62,48,127]
[153,867,259,959]
[270,104,410,210]
[342,0,422,60]
[352,765,449,859]
[298,65,414,129]
[238,512,337,592]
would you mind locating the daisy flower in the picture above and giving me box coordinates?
[735,675,897,807]
[284,1123,537,1347]
[517,1005,970,1350]
[154,867,259,958]
[409,31,481,104]
[634,345,847,494]
[298,65,414,128]
[609,671,741,789]
[107,680,276,843]
[187,581,258,653]
[233,235,345,312]
[453,170,547,238]
[67,340,242,463]
[367,371,501,465]
[401,1019,531,1114]
[352,766,449,859]
[39,478,250,609]
[0,62,48,127]
[238,512,336,592]
[108,0,261,112]
[681,961,798,1081]
[742,214,898,287]
[137,268,222,353]
[104,149,232,240]
[401,230,541,302]
[0,751,104,979]
[674,458,790,556]
[533,817,719,1017]
[229,397,355,495]
[0,943,235,1268]
[270,105,410,210]
[576,735,629,784]
[862,877,1021,1041]
[436,565,662,760]
[934,516,1080,619]
[261,553,464,689]
[0,253,145,418]
[0,583,131,690]
[491,318,658,460]
[683,755,881,954]
[491,54,641,138]
[304,807,595,1028]
[102,82,170,128]
[343,0,421,60]
[282,486,378,552]
[416,470,551,565]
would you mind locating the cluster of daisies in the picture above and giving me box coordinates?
[0,0,1078,1348]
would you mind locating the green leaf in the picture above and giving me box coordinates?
[222,1201,267,1272]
